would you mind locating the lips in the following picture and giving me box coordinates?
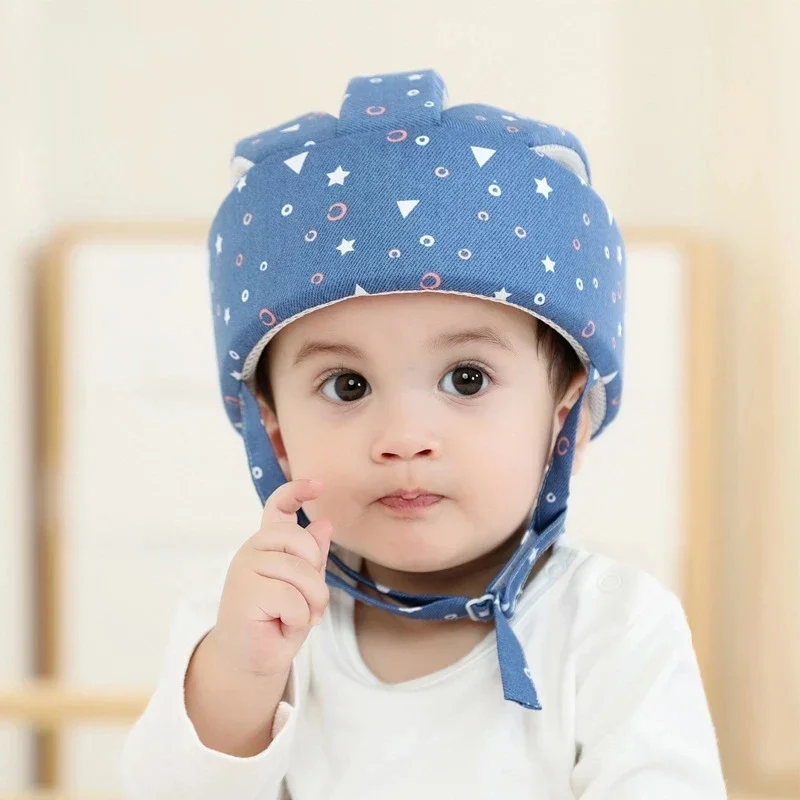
[378,491,443,511]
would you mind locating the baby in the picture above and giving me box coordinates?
[121,70,728,798]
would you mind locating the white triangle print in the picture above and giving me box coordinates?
[280,123,300,133]
[397,200,419,218]
[354,284,370,296]
[471,146,496,167]
[284,152,308,174]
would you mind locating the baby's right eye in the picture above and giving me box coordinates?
[320,371,370,402]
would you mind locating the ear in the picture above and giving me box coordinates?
[257,396,292,481]
[552,371,591,476]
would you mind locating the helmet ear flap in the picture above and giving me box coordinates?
[230,155,255,188]
[531,144,590,185]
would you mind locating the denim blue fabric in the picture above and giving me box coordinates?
[208,69,626,710]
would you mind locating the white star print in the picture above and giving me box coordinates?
[535,177,553,199]
[327,165,350,186]
[236,176,247,192]
[215,234,223,255]
[336,238,355,255]
[494,288,511,301]
[223,307,230,325]
[542,256,556,272]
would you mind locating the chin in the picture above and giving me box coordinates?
[346,525,486,575]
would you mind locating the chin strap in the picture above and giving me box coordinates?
[326,509,566,709]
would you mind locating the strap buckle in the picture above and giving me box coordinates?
[465,593,497,622]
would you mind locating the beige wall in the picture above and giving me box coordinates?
[1,0,798,795]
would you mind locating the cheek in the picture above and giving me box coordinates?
[459,393,553,499]
[278,412,363,516]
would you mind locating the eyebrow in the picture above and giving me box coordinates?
[292,326,516,367]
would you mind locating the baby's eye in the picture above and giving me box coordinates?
[320,372,370,402]
[440,365,488,397]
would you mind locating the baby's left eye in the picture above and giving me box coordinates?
[439,365,488,397]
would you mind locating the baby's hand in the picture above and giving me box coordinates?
[209,478,332,678]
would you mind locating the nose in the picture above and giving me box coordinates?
[369,403,441,463]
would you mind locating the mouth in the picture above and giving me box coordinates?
[378,489,444,512]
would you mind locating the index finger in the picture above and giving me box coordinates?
[261,478,324,526]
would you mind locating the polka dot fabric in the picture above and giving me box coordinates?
[208,69,627,711]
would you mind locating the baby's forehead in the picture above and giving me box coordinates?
[280,291,535,339]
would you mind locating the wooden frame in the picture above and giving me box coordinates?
[0,223,726,798]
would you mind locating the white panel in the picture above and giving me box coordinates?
[567,244,687,593]
[58,240,262,792]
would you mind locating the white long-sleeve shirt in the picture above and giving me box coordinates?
[121,537,728,799]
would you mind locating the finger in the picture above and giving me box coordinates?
[251,553,330,622]
[305,518,333,576]
[261,478,323,526]
[254,577,312,629]
[250,523,327,572]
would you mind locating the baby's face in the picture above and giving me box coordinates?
[261,292,573,574]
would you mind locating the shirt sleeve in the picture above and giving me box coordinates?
[120,576,306,800]
[570,580,728,799]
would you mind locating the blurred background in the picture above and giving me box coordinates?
[1,0,798,798]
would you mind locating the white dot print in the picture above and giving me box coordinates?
[534,293,546,306]
[488,184,502,196]
[241,289,249,302]
[435,166,449,178]
[415,135,429,146]
[281,204,293,217]
[576,278,584,291]
[229,350,240,360]
[304,140,316,146]
[546,492,556,503]
[252,466,263,479]
[369,77,383,83]
[445,613,458,620]
[583,213,591,225]
[458,248,472,260]
[408,89,420,97]
[593,277,599,288]
[605,246,610,259]
[515,226,527,238]
[477,210,490,221]
[304,230,317,242]
[424,100,435,108]
[388,248,401,258]
[260,261,269,271]
[420,235,435,247]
